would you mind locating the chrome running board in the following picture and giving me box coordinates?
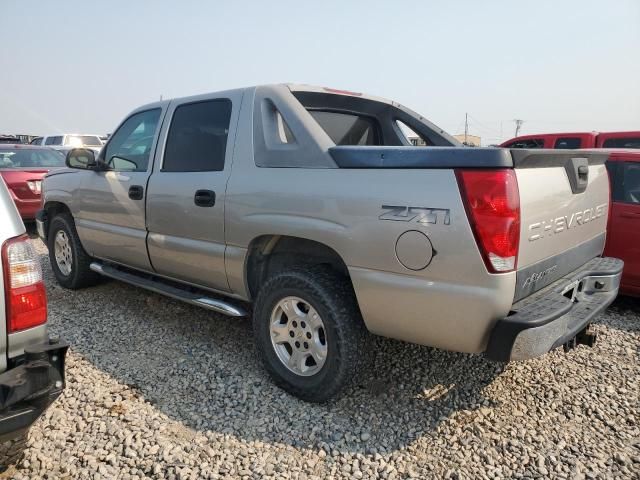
[90,262,247,317]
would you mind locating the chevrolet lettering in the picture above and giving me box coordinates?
[528,203,607,242]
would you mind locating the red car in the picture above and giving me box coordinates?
[605,150,640,296]
[500,131,640,149]
[0,144,66,221]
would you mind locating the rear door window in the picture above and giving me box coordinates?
[554,137,581,149]
[602,137,640,148]
[163,99,232,172]
[308,111,380,146]
[621,162,640,204]
[609,161,640,204]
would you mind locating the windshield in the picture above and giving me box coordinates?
[0,148,66,168]
[64,135,103,147]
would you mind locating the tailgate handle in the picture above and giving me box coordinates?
[578,165,589,178]
[565,158,589,194]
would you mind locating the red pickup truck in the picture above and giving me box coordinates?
[500,131,640,150]
[501,132,640,297]
[604,150,640,296]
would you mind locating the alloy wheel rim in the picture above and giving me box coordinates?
[269,296,328,376]
[54,230,73,276]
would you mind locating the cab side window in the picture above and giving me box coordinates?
[554,137,581,149]
[104,109,161,172]
[163,99,232,172]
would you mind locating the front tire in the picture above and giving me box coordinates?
[253,266,366,402]
[48,214,100,289]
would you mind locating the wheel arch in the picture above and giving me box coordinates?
[42,201,72,242]
[244,234,354,301]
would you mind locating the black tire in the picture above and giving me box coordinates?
[0,430,27,473]
[47,213,100,289]
[253,266,367,402]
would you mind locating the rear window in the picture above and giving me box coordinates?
[602,137,640,148]
[554,137,581,149]
[0,148,66,168]
[64,135,102,147]
[308,111,380,146]
[505,139,544,149]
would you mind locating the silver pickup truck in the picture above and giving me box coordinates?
[38,84,622,402]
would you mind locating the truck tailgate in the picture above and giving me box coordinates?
[512,149,610,301]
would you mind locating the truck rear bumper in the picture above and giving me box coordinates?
[485,257,623,362]
[0,338,69,442]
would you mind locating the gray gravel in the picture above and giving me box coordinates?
[6,237,639,479]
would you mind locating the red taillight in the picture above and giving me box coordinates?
[2,234,47,332]
[456,169,520,273]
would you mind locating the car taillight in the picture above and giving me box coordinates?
[27,180,42,194]
[456,169,520,273]
[2,234,47,332]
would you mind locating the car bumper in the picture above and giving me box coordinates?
[0,337,69,442]
[12,198,41,221]
[485,257,623,362]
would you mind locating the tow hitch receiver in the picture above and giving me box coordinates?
[564,325,597,353]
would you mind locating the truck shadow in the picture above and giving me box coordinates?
[40,251,501,454]
[606,295,640,334]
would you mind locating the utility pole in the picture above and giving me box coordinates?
[514,119,524,137]
[464,113,468,145]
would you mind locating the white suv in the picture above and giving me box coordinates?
[31,134,104,154]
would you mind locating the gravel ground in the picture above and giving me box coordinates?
[4,237,639,479]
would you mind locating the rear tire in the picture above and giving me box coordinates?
[253,266,367,402]
[48,214,100,289]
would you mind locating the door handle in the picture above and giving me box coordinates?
[194,189,216,207]
[621,211,640,219]
[128,185,144,200]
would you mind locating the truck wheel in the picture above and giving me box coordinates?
[253,266,366,402]
[48,214,100,289]
[0,431,27,473]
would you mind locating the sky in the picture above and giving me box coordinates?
[1,0,639,145]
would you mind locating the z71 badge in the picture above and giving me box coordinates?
[380,205,451,225]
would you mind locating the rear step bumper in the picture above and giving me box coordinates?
[0,337,69,441]
[485,257,623,362]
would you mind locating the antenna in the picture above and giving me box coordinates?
[514,119,524,137]
[464,113,468,145]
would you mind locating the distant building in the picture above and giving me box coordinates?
[405,133,482,146]
[453,134,481,147]
[406,134,427,146]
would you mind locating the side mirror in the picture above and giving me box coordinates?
[66,148,103,170]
